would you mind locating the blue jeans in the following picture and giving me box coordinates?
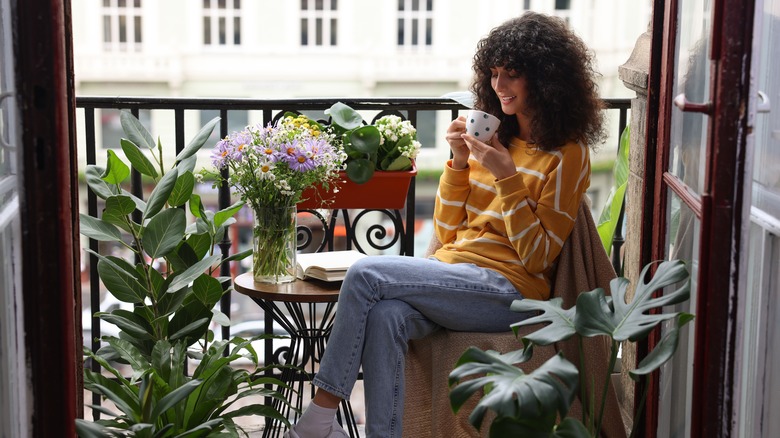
[311,256,530,438]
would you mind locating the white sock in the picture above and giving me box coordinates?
[293,401,338,438]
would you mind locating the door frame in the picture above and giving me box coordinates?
[642,0,756,436]
[14,0,80,435]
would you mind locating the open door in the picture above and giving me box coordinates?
[645,0,756,436]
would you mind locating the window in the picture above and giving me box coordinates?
[101,0,143,52]
[554,0,571,24]
[397,0,433,47]
[300,0,338,46]
[203,0,241,46]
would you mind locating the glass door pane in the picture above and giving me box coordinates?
[657,190,700,437]
[0,0,26,435]
[667,0,713,195]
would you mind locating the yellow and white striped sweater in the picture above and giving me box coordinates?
[432,138,590,301]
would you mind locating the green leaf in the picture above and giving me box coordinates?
[449,350,578,432]
[192,275,224,308]
[167,240,199,273]
[184,233,211,261]
[121,138,159,178]
[101,150,131,185]
[175,116,220,163]
[325,102,364,130]
[169,317,210,341]
[348,125,381,154]
[149,379,203,420]
[221,248,252,264]
[189,194,207,219]
[177,419,223,436]
[121,110,156,150]
[82,367,138,415]
[167,254,221,293]
[121,189,148,213]
[211,309,231,327]
[143,168,179,221]
[509,297,577,346]
[176,155,198,175]
[169,171,195,207]
[156,287,189,319]
[574,259,691,342]
[142,208,186,259]
[222,403,291,427]
[345,158,374,184]
[85,165,117,199]
[100,310,153,340]
[95,256,148,304]
[79,214,123,242]
[89,383,140,422]
[105,337,150,377]
[597,183,627,252]
[151,340,173,383]
[630,313,694,380]
[382,155,412,171]
[597,124,630,252]
[213,200,245,228]
[105,194,137,216]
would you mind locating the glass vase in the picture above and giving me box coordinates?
[252,205,297,284]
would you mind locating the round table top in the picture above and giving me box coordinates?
[233,272,343,303]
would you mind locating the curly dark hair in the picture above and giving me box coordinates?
[470,12,606,151]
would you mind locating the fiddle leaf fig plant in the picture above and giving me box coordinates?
[449,259,693,438]
[77,111,294,436]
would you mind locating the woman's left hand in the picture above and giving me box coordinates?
[461,134,517,180]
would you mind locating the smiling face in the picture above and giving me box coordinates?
[490,66,528,115]
[490,66,531,140]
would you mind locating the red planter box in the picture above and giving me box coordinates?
[298,162,417,210]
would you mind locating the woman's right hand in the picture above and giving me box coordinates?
[445,116,470,169]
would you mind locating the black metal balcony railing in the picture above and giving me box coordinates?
[76,96,630,420]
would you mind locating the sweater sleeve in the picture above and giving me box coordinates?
[494,145,590,274]
[433,160,470,245]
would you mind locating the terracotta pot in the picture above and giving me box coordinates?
[298,162,417,210]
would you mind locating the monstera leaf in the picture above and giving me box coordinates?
[574,259,691,342]
[449,348,578,433]
[509,297,580,346]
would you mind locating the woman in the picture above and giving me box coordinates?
[285,11,605,438]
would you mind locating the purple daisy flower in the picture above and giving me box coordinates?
[288,151,317,172]
[230,131,252,161]
[211,138,232,169]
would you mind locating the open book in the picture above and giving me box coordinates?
[296,250,368,282]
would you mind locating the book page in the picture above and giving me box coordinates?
[296,250,367,281]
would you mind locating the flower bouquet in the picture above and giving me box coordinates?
[211,114,344,283]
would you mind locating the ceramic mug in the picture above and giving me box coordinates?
[465,109,501,141]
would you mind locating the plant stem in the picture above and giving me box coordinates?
[594,340,620,436]
[578,335,588,428]
[628,375,650,438]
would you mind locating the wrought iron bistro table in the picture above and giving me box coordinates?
[233,273,359,438]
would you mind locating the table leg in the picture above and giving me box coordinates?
[251,297,359,438]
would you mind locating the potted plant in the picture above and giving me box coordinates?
[449,259,693,437]
[298,102,420,210]
[77,111,294,436]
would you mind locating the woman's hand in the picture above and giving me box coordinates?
[445,116,470,169]
[461,134,517,180]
